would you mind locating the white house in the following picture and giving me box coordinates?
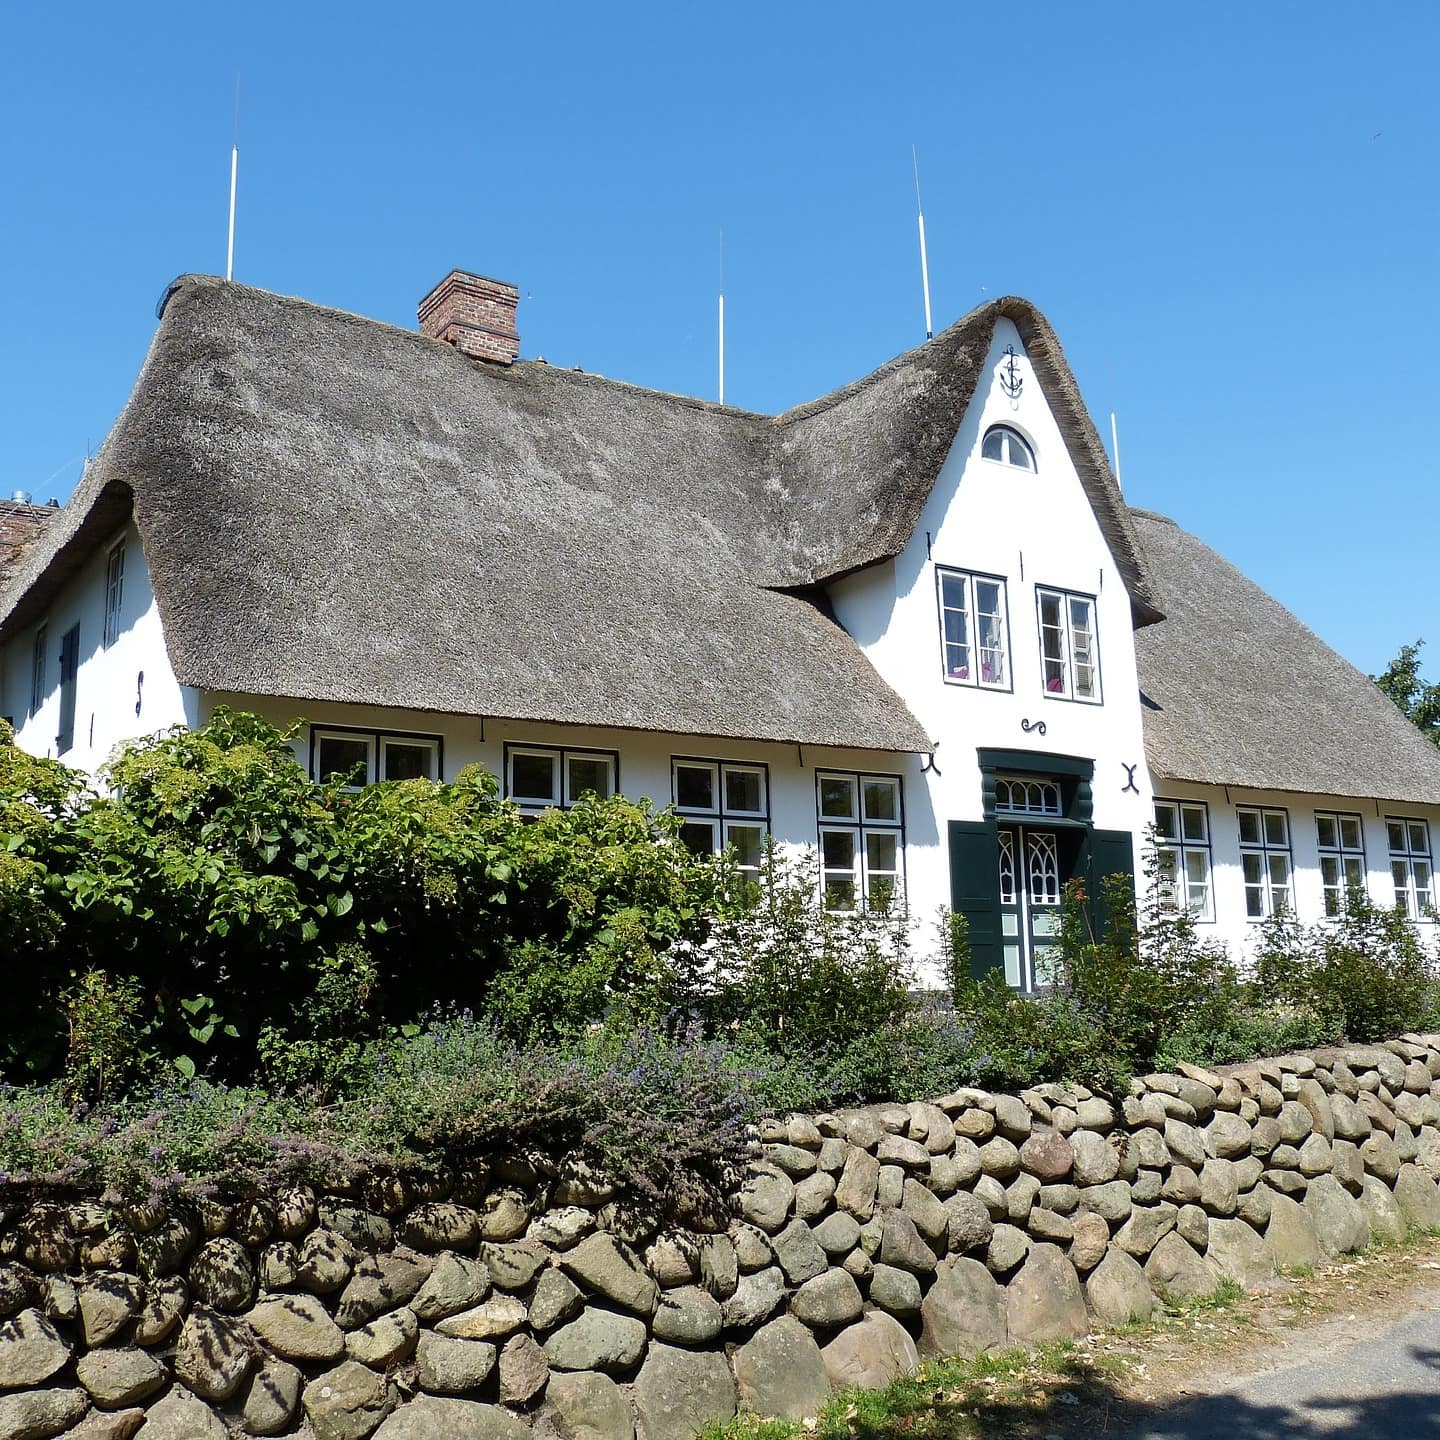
[2,270,1438,986]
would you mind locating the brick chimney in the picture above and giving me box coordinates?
[418,269,520,365]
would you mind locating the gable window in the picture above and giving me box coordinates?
[29,624,47,719]
[56,624,79,756]
[1238,806,1292,919]
[504,744,617,811]
[1387,818,1434,919]
[981,425,1035,472]
[817,771,904,911]
[1153,800,1213,921]
[937,569,1009,688]
[314,726,442,786]
[1316,812,1367,916]
[103,541,125,649]
[672,758,769,880]
[1036,587,1101,702]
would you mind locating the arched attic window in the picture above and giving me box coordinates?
[981,425,1035,471]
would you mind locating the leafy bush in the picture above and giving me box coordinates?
[1254,895,1440,1041]
[0,712,730,1083]
[704,846,917,1052]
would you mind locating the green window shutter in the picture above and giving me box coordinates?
[949,820,1002,980]
[1083,828,1135,939]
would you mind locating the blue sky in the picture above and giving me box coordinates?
[2,3,1435,677]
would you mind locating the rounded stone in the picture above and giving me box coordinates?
[790,1268,863,1329]
[1007,1243,1088,1343]
[1068,1212,1110,1273]
[372,1397,528,1439]
[986,1223,1030,1274]
[1070,1130,1120,1186]
[248,1292,346,1364]
[867,1263,922,1318]
[1086,1248,1157,1325]
[633,1343,736,1440]
[75,1347,167,1409]
[540,1371,633,1440]
[651,1285,722,1345]
[416,1331,498,1395]
[919,1256,1007,1358]
[1018,1130,1074,1182]
[1143,1232,1221,1302]
[734,1315,829,1423]
[302,1360,397,1440]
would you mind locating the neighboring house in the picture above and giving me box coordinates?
[2,270,1438,985]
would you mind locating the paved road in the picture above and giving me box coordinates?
[1118,1291,1440,1439]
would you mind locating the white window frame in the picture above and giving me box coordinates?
[103,540,125,650]
[1153,799,1214,922]
[1238,805,1293,920]
[1315,811,1367,917]
[1387,817,1435,920]
[1035,586,1102,704]
[815,770,905,912]
[980,424,1036,471]
[672,757,770,879]
[503,743,618,811]
[936,567,1011,691]
[312,725,443,787]
[29,623,47,719]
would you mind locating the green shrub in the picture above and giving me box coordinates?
[0,712,730,1082]
[704,846,917,1053]
[1254,895,1440,1041]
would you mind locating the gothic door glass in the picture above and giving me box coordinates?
[997,825,1066,992]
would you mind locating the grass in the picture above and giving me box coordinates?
[706,1232,1440,1440]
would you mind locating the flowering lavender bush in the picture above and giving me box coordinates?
[0,1015,761,1207]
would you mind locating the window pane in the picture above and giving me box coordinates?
[819,776,857,819]
[1268,853,1291,888]
[821,830,856,869]
[1340,816,1362,851]
[726,824,764,870]
[511,752,557,801]
[1238,810,1261,846]
[862,779,899,823]
[1343,857,1365,892]
[1156,848,1179,908]
[1242,852,1263,885]
[675,764,716,811]
[1320,855,1339,889]
[1153,803,1178,841]
[981,428,1005,461]
[1245,885,1265,918]
[1410,823,1429,855]
[1038,594,1066,693]
[679,820,718,856]
[567,755,612,802]
[383,742,435,781]
[868,875,898,911]
[1264,811,1288,847]
[1394,861,1412,909]
[941,573,969,612]
[724,767,764,815]
[866,832,898,874]
[1415,860,1433,905]
[1316,814,1337,850]
[824,876,857,911]
[1388,821,1406,853]
[1180,805,1207,843]
[319,736,372,785]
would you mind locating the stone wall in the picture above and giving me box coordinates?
[5,1035,1440,1440]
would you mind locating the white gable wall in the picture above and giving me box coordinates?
[827,319,1155,925]
[0,521,196,773]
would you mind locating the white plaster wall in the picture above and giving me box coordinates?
[1,521,196,774]
[1149,779,1440,963]
[827,318,1156,929]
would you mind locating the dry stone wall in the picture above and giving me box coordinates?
[5,1034,1440,1440]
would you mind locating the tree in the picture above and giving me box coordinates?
[1373,640,1440,745]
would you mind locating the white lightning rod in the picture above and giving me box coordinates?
[226,75,240,281]
[1110,410,1123,491]
[718,229,725,406]
[913,146,933,341]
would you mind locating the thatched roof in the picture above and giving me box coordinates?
[1132,509,1440,805]
[0,277,1156,753]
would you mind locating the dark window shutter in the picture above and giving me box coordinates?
[948,820,1002,980]
[1083,827,1135,939]
[57,625,79,756]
